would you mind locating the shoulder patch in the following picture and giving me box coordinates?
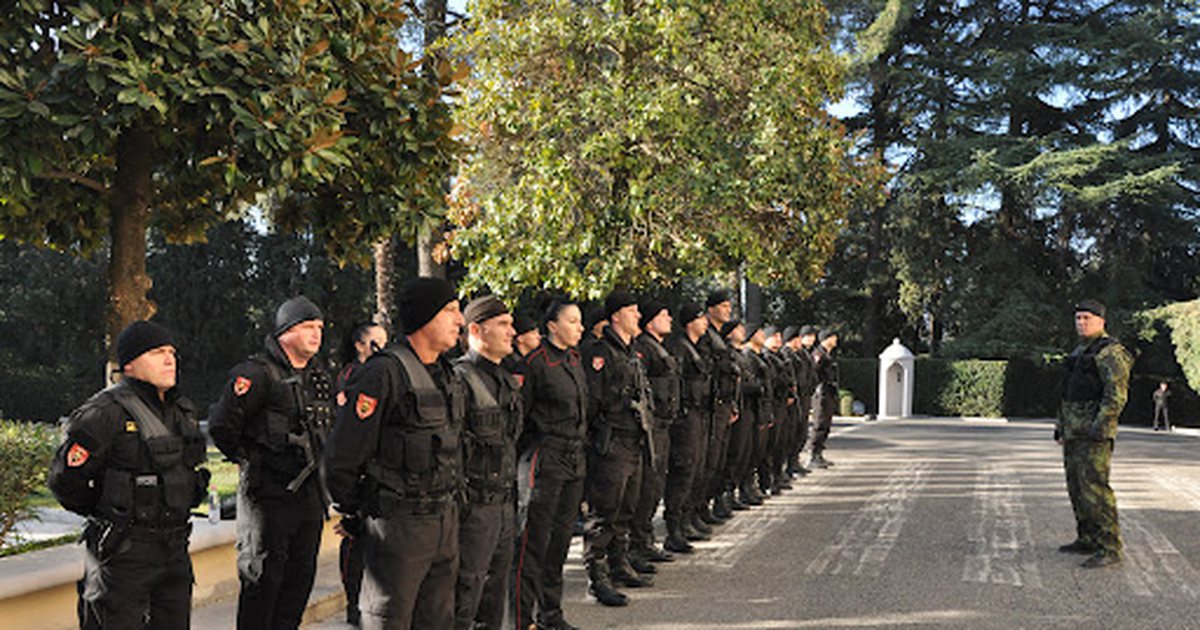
[233,376,252,397]
[514,373,525,388]
[356,393,378,420]
[66,443,90,468]
[125,420,138,433]
[336,390,347,407]
[592,356,605,371]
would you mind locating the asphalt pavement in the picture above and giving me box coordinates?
[308,417,1200,629]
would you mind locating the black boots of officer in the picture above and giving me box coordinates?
[663,517,695,554]
[609,551,654,588]
[586,560,629,607]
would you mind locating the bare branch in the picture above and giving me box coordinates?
[37,169,108,193]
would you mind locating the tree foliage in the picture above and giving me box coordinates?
[449,0,883,299]
[0,1,456,353]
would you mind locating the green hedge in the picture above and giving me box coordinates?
[0,420,59,547]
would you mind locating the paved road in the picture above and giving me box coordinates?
[309,418,1200,629]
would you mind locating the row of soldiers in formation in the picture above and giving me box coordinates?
[46,279,842,630]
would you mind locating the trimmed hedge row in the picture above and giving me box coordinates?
[838,355,1196,424]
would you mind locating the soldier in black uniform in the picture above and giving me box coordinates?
[785,326,817,477]
[209,297,333,630]
[810,329,840,468]
[335,321,389,627]
[629,301,679,570]
[663,304,712,551]
[694,292,740,534]
[762,328,794,495]
[582,290,654,605]
[50,321,210,630]
[323,278,465,630]
[735,324,770,506]
[453,296,521,630]
[513,300,587,630]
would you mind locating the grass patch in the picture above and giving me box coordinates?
[0,533,79,558]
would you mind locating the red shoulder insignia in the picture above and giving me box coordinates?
[637,351,645,360]
[356,393,378,420]
[336,391,347,407]
[592,356,605,371]
[66,443,90,468]
[233,376,252,397]
[514,374,525,388]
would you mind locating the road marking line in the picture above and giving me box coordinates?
[805,461,932,577]
[1121,510,1200,601]
[962,463,1041,588]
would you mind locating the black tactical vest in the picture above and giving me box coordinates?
[704,329,740,401]
[1062,337,1117,403]
[253,355,334,451]
[638,335,681,424]
[455,360,519,502]
[672,335,710,411]
[373,345,464,499]
[90,383,206,525]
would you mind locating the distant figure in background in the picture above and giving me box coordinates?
[1152,382,1171,432]
[335,321,388,626]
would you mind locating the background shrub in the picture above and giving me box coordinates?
[0,420,59,546]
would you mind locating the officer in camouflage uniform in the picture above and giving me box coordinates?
[1055,299,1132,569]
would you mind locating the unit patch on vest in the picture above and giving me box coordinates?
[356,393,378,420]
[336,391,347,407]
[513,374,525,388]
[66,443,90,467]
[125,420,138,433]
[233,376,252,397]
[592,356,605,371]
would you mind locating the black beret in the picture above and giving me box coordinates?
[679,302,705,325]
[1074,299,1107,319]
[706,290,732,308]
[639,300,668,328]
[819,328,838,342]
[274,296,323,336]
[799,325,818,337]
[719,318,742,338]
[783,326,799,343]
[399,277,458,334]
[464,295,509,325]
[117,320,175,367]
[513,313,538,336]
[605,290,638,320]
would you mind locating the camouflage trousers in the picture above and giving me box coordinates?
[1063,439,1122,554]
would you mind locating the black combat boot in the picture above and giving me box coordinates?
[681,517,710,541]
[587,560,629,607]
[739,484,764,506]
[727,490,749,511]
[663,518,695,553]
[699,501,725,526]
[627,547,658,574]
[635,541,674,563]
[712,494,734,520]
[609,554,654,588]
[690,512,714,536]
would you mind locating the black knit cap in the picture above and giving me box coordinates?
[640,300,668,329]
[799,325,818,337]
[605,289,638,320]
[274,296,323,336]
[744,322,762,339]
[819,328,838,342]
[679,302,705,325]
[399,277,458,334]
[783,326,799,343]
[1074,299,1107,319]
[763,325,778,339]
[513,313,538,336]
[706,290,732,308]
[584,304,607,330]
[463,295,509,325]
[719,318,742,338]
[117,320,175,367]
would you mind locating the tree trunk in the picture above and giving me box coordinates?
[417,0,449,279]
[106,127,156,379]
[374,236,399,329]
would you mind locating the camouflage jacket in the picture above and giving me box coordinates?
[1056,334,1132,442]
